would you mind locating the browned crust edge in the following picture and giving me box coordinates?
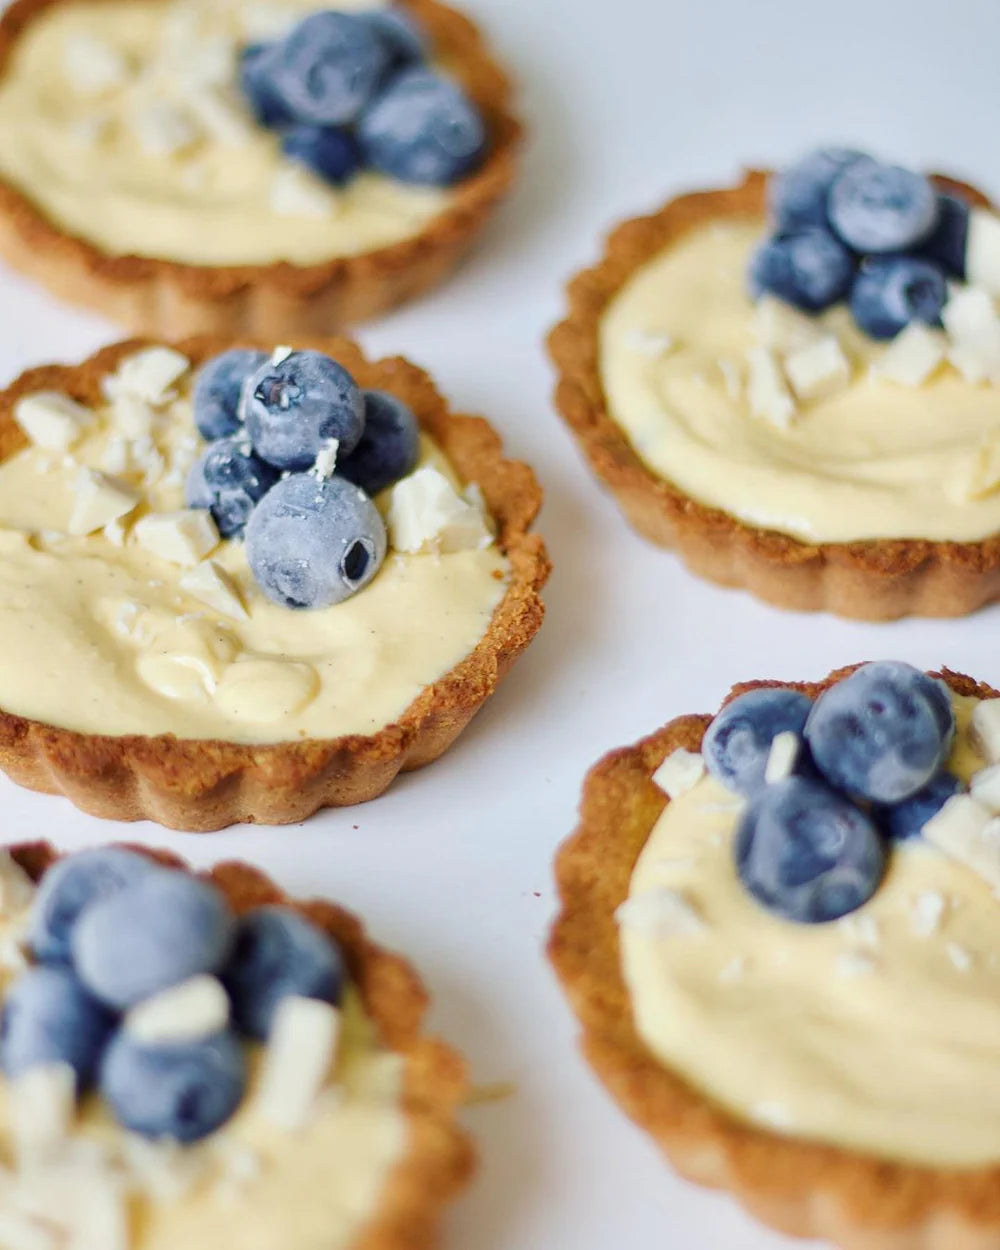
[0,334,550,831]
[8,840,474,1250]
[548,665,1000,1250]
[546,169,1000,622]
[0,0,523,336]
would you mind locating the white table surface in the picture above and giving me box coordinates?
[2,0,1000,1245]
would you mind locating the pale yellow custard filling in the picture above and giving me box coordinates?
[0,0,451,266]
[620,695,1000,1168]
[600,219,1000,544]
[0,364,508,744]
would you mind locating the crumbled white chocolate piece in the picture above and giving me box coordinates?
[126,975,229,1045]
[838,913,880,949]
[63,32,127,97]
[270,345,293,366]
[947,942,973,972]
[99,436,130,476]
[923,794,1000,889]
[874,322,946,386]
[179,561,247,621]
[717,357,742,401]
[68,468,140,536]
[971,762,1000,813]
[187,86,255,147]
[615,888,705,938]
[388,467,493,554]
[751,295,823,353]
[211,1142,263,1200]
[764,731,800,784]
[133,510,219,566]
[835,951,877,978]
[966,209,1000,297]
[752,1100,794,1130]
[745,346,796,429]
[783,335,851,402]
[718,954,747,984]
[172,37,236,90]
[110,348,190,407]
[111,392,155,440]
[942,286,1000,381]
[14,392,92,452]
[311,439,340,480]
[971,698,1000,762]
[911,890,946,938]
[130,99,200,157]
[255,997,341,1132]
[651,748,705,800]
[623,329,674,357]
[270,164,339,218]
[10,1064,75,1162]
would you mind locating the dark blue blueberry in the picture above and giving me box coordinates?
[223,906,344,1040]
[768,148,870,231]
[238,43,293,128]
[748,228,854,313]
[185,436,280,539]
[363,7,427,68]
[735,777,886,924]
[192,349,268,442]
[828,161,939,253]
[917,192,970,279]
[100,1029,246,1143]
[0,966,114,1085]
[337,390,420,496]
[877,770,964,842]
[281,125,361,187]
[245,473,387,609]
[30,847,159,966]
[358,68,487,186]
[804,661,954,805]
[244,350,365,472]
[267,11,391,126]
[72,873,235,1011]
[849,255,948,340]
[702,688,813,797]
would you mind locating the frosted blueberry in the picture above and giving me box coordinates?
[185,436,280,539]
[917,192,970,279]
[266,11,390,126]
[828,161,939,253]
[849,255,948,340]
[192,349,268,442]
[282,125,361,186]
[702,688,813,796]
[338,390,420,496]
[238,43,292,128]
[769,148,870,231]
[363,7,427,67]
[748,228,854,313]
[0,966,114,1085]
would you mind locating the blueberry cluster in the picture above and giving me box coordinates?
[239,8,487,189]
[186,347,420,609]
[0,848,345,1143]
[703,661,962,924]
[750,147,971,341]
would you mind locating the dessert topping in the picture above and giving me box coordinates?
[651,748,706,800]
[13,392,92,453]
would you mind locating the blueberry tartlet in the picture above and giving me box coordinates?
[550,661,1000,1249]
[0,336,548,830]
[0,0,521,335]
[549,148,1000,619]
[0,842,472,1249]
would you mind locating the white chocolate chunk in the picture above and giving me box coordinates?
[923,794,1000,890]
[111,392,155,439]
[110,348,191,406]
[388,467,493,554]
[130,99,199,157]
[949,341,993,384]
[615,888,705,938]
[126,975,229,1044]
[911,890,946,938]
[179,561,247,621]
[14,392,92,452]
[764,731,800,784]
[68,468,139,536]
[971,698,1000,762]
[311,439,340,480]
[63,32,127,97]
[133,510,219,566]
[717,357,743,401]
[99,436,130,475]
[187,86,255,147]
[173,38,236,89]
[0,1209,58,1250]
[942,286,1000,381]
[103,517,127,548]
[651,748,705,800]
[966,208,1000,297]
[875,322,946,386]
[255,997,341,1132]
[750,295,823,353]
[10,1064,75,1162]
[745,346,796,429]
[623,329,674,357]
[783,335,851,402]
[270,164,339,218]
[947,942,973,972]
[971,763,1000,813]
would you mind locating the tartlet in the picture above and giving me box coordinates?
[547,167,1000,621]
[549,664,1000,1250]
[0,0,522,336]
[0,335,549,831]
[1,840,473,1250]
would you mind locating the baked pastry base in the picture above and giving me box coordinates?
[9,841,474,1250]
[0,0,522,336]
[547,170,1000,621]
[0,335,549,831]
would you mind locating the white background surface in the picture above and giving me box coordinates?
[2,0,1000,1246]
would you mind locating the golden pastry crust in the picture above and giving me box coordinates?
[548,665,1000,1250]
[547,169,1000,622]
[0,334,550,831]
[0,0,522,336]
[8,841,474,1250]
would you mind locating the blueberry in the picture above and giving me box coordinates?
[245,473,386,609]
[358,68,487,186]
[917,192,970,279]
[244,351,365,472]
[267,11,390,127]
[30,847,159,966]
[192,349,268,442]
[877,770,964,841]
[0,966,114,1085]
[101,1029,246,1144]
[72,873,235,1011]
[223,907,344,1040]
[735,777,886,924]
[338,390,420,496]
[281,125,361,187]
[849,255,948,340]
[185,436,280,539]
[363,7,427,68]
[769,147,870,231]
[702,688,813,797]
[748,228,854,313]
[804,661,954,805]
[828,161,939,253]
[238,43,292,128]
